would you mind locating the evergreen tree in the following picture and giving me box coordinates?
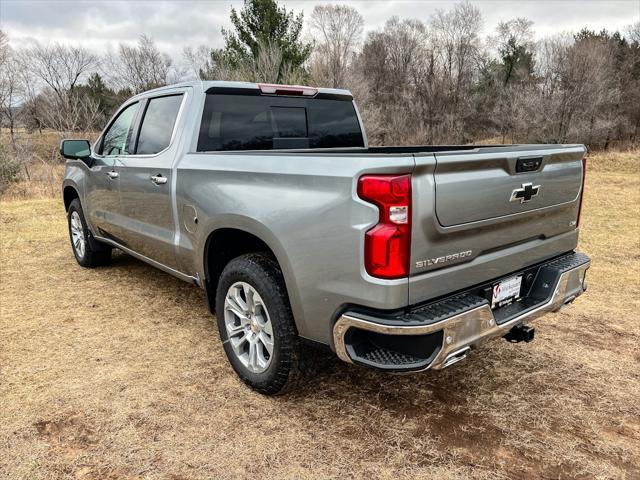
[499,36,535,85]
[217,0,312,80]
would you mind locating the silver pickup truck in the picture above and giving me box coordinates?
[61,81,590,394]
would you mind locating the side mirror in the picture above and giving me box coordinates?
[60,139,92,161]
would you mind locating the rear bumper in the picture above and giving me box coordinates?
[333,251,590,372]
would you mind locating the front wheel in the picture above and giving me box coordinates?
[67,198,111,268]
[215,253,303,395]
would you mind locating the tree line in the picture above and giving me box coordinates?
[1,0,639,151]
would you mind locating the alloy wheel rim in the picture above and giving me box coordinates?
[224,281,274,373]
[70,211,85,259]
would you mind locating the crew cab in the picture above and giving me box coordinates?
[61,81,590,394]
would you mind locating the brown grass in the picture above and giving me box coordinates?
[1,129,100,200]
[0,150,639,479]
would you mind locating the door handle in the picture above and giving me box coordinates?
[106,171,118,179]
[150,174,168,185]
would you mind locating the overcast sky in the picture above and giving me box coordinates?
[1,0,638,62]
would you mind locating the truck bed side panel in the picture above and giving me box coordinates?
[175,152,416,344]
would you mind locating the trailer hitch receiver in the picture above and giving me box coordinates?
[504,325,535,343]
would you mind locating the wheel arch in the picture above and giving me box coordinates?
[199,218,305,334]
[203,227,274,295]
[63,184,80,211]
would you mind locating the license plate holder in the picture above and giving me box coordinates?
[491,275,523,309]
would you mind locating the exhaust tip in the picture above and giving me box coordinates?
[442,347,471,368]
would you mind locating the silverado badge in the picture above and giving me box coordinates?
[415,250,473,269]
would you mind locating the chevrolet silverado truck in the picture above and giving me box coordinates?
[61,81,590,394]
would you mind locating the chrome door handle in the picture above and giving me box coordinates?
[106,171,118,179]
[150,174,168,185]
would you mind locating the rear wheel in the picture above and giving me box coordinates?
[67,198,111,268]
[215,253,303,395]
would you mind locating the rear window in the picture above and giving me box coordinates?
[136,94,183,155]
[197,94,364,151]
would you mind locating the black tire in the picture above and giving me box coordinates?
[215,253,303,395]
[67,198,112,268]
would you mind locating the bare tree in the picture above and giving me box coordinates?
[309,5,364,88]
[430,1,483,105]
[0,54,21,138]
[627,20,640,44]
[26,42,98,103]
[0,30,8,70]
[495,18,534,50]
[359,17,429,94]
[14,49,47,134]
[622,22,640,143]
[36,88,102,135]
[253,40,284,83]
[0,30,15,135]
[531,33,615,145]
[0,30,23,188]
[182,45,212,80]
[484,18,537,142]
[1,32,37,138]
[356,17,430,144]
[1,31,25,185]
[15,41,100,134]
[106,35,173,93]
[201,40,304,84]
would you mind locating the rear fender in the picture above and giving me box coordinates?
[197,214,305,334]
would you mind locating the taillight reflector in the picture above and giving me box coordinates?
[357,174,412,279]
[258,83,318,96]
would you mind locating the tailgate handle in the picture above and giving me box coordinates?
[516,156,543,173]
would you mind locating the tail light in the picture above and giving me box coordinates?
[576,157,587,228]
[357,174,412,279]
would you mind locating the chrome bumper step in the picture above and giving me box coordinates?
[333,251,590,372]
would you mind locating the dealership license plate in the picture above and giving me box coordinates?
[491,275,523,309]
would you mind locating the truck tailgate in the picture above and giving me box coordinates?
[434,146,584,226]
[409,144,586,305]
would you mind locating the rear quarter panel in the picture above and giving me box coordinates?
[174,151,415,344]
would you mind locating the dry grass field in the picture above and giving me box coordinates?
[1,150,639,479]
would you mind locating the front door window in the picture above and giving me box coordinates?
[100,102,139,156]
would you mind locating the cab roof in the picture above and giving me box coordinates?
[132,80,353,100]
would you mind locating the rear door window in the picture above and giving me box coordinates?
[135,94,183,155]
[197,94,364,151]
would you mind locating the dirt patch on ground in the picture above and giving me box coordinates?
[35,413,98,448]
[1,151,639,479]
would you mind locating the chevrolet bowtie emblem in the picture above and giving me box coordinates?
[510,182,540,203]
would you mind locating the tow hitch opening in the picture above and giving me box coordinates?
[504,325,535,343]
